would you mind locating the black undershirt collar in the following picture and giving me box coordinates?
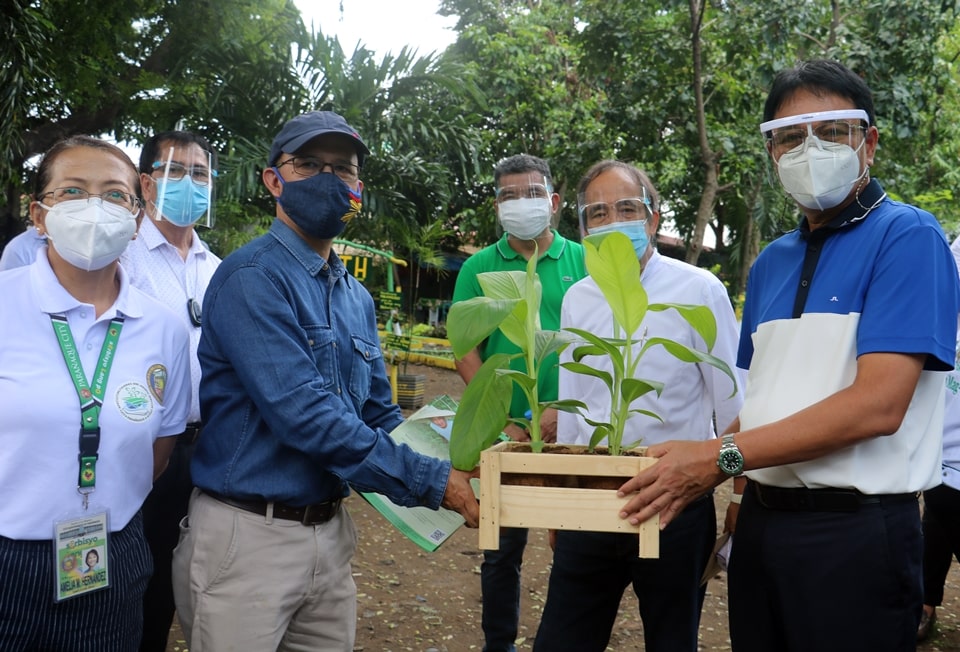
[792,179,887,318]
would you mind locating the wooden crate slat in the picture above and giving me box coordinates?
[497,451,654,476]
[478,442,502,550]
[478,443,660,558]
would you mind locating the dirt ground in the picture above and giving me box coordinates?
[166,363,960,651]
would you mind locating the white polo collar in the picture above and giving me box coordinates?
[31,247,145,319]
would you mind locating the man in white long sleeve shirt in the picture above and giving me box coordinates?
[533,160,744,652]
[120,130,221,652]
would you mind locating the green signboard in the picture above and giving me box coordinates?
[385,334,411,352]
[380,290,402,311]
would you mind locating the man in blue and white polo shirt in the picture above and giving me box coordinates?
[618,59,960,651]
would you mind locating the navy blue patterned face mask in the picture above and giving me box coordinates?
[273,170,362,239]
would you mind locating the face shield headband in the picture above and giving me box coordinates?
[759,109,870,135]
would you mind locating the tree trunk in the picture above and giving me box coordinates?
[688,158,720,266]
[736,178,764,299]
[685,0,717,267]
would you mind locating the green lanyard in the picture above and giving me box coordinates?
[50,314,124,495]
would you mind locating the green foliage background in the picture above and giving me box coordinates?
[3,0,960,299]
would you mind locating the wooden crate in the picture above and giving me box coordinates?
[479,441,659,558]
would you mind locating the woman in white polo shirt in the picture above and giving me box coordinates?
[0,135,191,650]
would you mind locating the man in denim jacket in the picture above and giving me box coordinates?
[172,111,479,651]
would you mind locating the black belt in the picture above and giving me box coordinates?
[203,490,342,525]
[178,422,203,446]
[751,482,918,513]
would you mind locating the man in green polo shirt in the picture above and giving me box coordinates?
[452,154,586,652]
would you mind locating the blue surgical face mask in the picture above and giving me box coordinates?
[273,170,362,239]
[588,220,650,259]
[158,177,210,226]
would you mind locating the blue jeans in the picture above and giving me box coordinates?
[481,527,527,652]
[534,495,715,652]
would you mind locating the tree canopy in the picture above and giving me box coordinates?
[1,0,305,240]
[4,0,960,300]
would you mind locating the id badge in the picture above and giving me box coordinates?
[53,511,110,602]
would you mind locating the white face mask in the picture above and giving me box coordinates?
[41,200,138,271]
[498,197,552,240]
[776,136,866,211]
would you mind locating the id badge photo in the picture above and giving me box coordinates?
[53,510,110,602]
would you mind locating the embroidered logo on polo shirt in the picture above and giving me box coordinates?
[115,382,154,422]
[147,364,167,405]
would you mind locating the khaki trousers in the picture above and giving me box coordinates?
[172,489,357,651]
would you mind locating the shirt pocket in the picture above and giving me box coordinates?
[305,325,337,390]
[348,335,382,406]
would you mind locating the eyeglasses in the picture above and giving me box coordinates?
[495,183,552,203]
[152,161,217,186]
[276,156,360,182]
[760,109,870,156]
[579,197,651,227]
[38,187,140,213]
[767,121,866,154]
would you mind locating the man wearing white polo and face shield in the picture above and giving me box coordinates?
[120,130,221,652]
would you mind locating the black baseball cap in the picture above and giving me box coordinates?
[268,111,370,167]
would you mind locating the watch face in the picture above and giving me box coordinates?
[719,449,744,475]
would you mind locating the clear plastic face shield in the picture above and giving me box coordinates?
[495,182,552,204]
[760,109,870,210]
[760,109,869,160]
[494,180,556,239]
[153,146,217,228]
[577,186,652,235]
